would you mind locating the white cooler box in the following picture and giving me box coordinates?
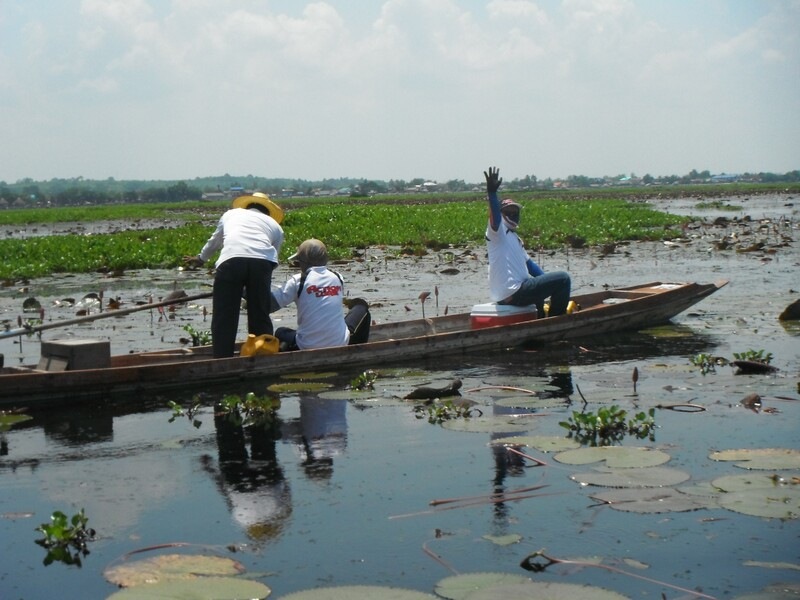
[470,303,537,329]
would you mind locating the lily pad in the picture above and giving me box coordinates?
[589,488,716,513]
[570,466,690,488]
[482,533,523,546]
[441,415,538,434]
[0,413,33,431]
[732,581,800,599]
[742,560,800,571]
[279,585,436,599]
[471,377,561,395]
[709,448,800,470]
[711,473,789,492]
[554,447,671,468]
[104,554,245,587]
[317,389,387,401]
[717,486,800,519]
[105,576,270,599]
[675,481,724,498]
[352,396,414,408]
[640,324,695,338]
[494,396,568,409]
[266,382,333,393]
[434,572,532,600]
[490,435,580,453]
[280,371,338,380]
[462,581,630,599]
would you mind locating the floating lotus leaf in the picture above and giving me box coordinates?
[104,554,245,587]
[351,396,415,408]
[279,585,436,599]
[742,560,800,571]
[711,473,789,492]
[105,576,270,599]
[280,371,338,380]
[717,486,800,519]
[482,533,522,546]
[589,487,715,513]
[462,581,630,600]
[554,447,671,468]
[641,324,695,338]
[266,382,333,393]
[473,376,560,394]
[441,416,537,434]
[0,413,32,431]
[622,558,649,570]
[732,581,800,599]
[570,466,690,488]
[494,396,568,409]
[709,448,800,470]
[434,572,533,600]
[675,481,724,498]
[316,389,385,401]
[490,435,580,453]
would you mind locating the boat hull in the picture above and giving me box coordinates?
[0,281,726,408]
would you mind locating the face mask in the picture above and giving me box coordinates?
[502,214,519,231]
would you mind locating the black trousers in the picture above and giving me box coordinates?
[212,257,275,358]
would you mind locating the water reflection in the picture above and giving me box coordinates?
[489,369,574,526]
[283,394,348,482]
[40,410,114,446]
[201,402,292,544]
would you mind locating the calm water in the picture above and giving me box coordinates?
[1,194,798,599]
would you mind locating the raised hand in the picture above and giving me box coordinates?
[484,166,502,194]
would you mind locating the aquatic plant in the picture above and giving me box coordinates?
[34,509,96,566]
[350,369,378,391]
[182,324,211,347]
[414,399,482,425]
[559,405,656,446]
[217,392,281,427]
[167,399,202,428]
[690,352,724,374]
[0,195,688,279]
[733,348,773,364]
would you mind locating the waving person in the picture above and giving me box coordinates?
[484,166,571,317]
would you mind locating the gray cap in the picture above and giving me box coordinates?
[288,238,328,267]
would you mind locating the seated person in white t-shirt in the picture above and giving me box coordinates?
[270,239,370,351]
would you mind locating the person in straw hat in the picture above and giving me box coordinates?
[184,192,284,358]
[484,166,571,317]
[270,238,370,351]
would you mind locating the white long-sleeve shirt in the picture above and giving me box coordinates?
[271,266,350,349]
[199,207,284,267]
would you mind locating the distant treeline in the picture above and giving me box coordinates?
[1,169,799,208]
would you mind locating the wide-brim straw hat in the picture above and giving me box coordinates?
[231,192,284,224]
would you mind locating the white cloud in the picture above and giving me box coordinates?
[0,0,797,183]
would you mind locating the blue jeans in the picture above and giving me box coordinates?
[501,271,571,317]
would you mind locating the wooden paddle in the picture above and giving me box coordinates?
[0,291,213,340]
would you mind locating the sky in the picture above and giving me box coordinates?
[1,0,798,185]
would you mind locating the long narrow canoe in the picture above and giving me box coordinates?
[0,280,726,408]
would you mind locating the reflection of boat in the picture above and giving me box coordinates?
[0,281,727,408]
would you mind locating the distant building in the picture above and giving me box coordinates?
[711,173,738,183]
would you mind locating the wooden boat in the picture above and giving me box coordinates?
[0,281,726,408]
